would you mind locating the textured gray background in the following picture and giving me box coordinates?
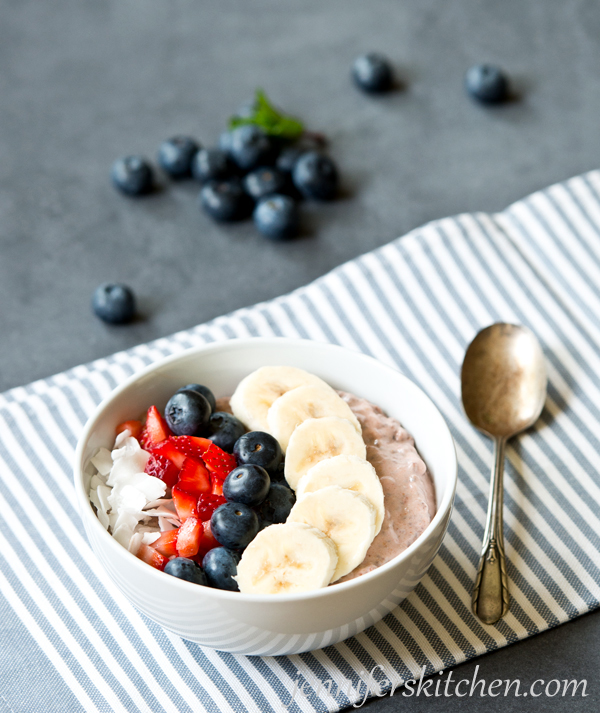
[2,0,599,710]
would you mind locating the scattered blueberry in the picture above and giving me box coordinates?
[164,389,211,436]
[219,130,233,154]
[158,136,200,178]
[200,180,253,222]
[465,64,509,104]
[257,482,296,525]
[223,464,270,507]
[178,384,216,414]
[207,412,246,453]
[91,283,136,324]
[111,156,154,196]
[276,147,305,174]
[192,148,235,183]
[292,151,338,200]
[254,195,299,240]
[211,502,259,550]
[270,460,286,483]
[164,557,207,585]
[233,431,283,474]
[202,547,241,591]
[228,125,275,171]
[352,53,393,93]
[243,167,288,200]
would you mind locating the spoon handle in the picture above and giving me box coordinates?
[472,437,510,624]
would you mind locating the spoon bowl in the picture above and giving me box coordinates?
[461,323,547,624]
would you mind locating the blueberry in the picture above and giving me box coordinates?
[210,502,259,550]
[178,384,216,414]
[223,464,270,507]
[111,156,154,196]
[200,180,253,222]
[276,147,305,174]
[91,283,136,324]
[243,167,288,201]
[270,460,286,483]
[254,195,299,240]
[219,131,233,154]
[164,557,207,585]
[351,53,393,93]
[233,431,282,474]
[202,547,241,591]
[158,136,200,178]
[164,389,211,436]
[192,148,235,183]
[207,412,246,453]
[257,482,296,525]
[228,125,276,171]
[465,64,509,104]
[292,151,338,200]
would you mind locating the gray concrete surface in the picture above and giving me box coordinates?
[2,0,599,709]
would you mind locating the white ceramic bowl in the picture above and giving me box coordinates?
[74,338,456,656]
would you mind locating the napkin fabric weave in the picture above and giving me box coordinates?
[2,170,600,712]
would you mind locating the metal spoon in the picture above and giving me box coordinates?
[461,323,547,625]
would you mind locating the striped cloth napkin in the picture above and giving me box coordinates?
[2,169,600,713]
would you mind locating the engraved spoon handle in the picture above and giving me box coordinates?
[472,436,510,624]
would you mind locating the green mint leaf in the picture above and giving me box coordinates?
[228,89,304,140]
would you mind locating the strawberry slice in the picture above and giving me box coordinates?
[145,454,179,488]
[170,435,207,460]
[177,457,211,497]
[196,520,220,561]
[176,517,201,557]
[116,419,143,440]
[152,529,179,558]
[151,440,187,470]
[140,405,171,448]
[211,478,224,496]
[202,443,237,481]
[197,493,226,522]
[137,543,167,571]
[172,486,198,521]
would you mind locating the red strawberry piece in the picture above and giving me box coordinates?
[152,529,179,558]
[176,517,201,557]
[145,454,179,488]
[197,493,226,522]
[151,440,187,469]
[137,543,167,571]
[170,435,207,461]
[140,405,172,448]
[177,457,211,497]
[116,419,143,440]
[196,520,220,560]
[172,486,198,521]
[202,443,237,481]
[211,478,224,496]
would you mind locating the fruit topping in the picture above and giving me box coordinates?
[197,493,227,522]
[136,543,167,571]
[164,557,207,585]
[176,458,211,497]
[206,412,245,453]
[172,486,198,521]
[164,389,211,436]
[92,283,136,325]
[233,431,282,474]
[150,439,187,469]
[177,384,217,414]
[201,443,237,480]
[116,419,143,440]
[256,482,296,526]
[144,453,179,489]
[223,465,270,507]
[210,502,259,550]
[176,516,202,557]
[202,547,241,591]
[140,405,172,448]
[152,529,179,558]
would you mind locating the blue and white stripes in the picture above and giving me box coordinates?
[2,170,600,712]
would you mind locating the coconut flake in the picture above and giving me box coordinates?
[128,532,144,555]
[142,532,161,545]
[97,509,110,530]
[159,518,177,531]
[91,447,113,475]
[97,484,111,513]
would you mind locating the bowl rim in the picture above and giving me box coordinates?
[75,337,457,603]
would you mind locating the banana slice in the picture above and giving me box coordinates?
[230,366,333,432]
[284,417,366,490]
[288,485,376,581]
[296,454,384,535]
[235,522,338,594]
[267,384,361,453]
